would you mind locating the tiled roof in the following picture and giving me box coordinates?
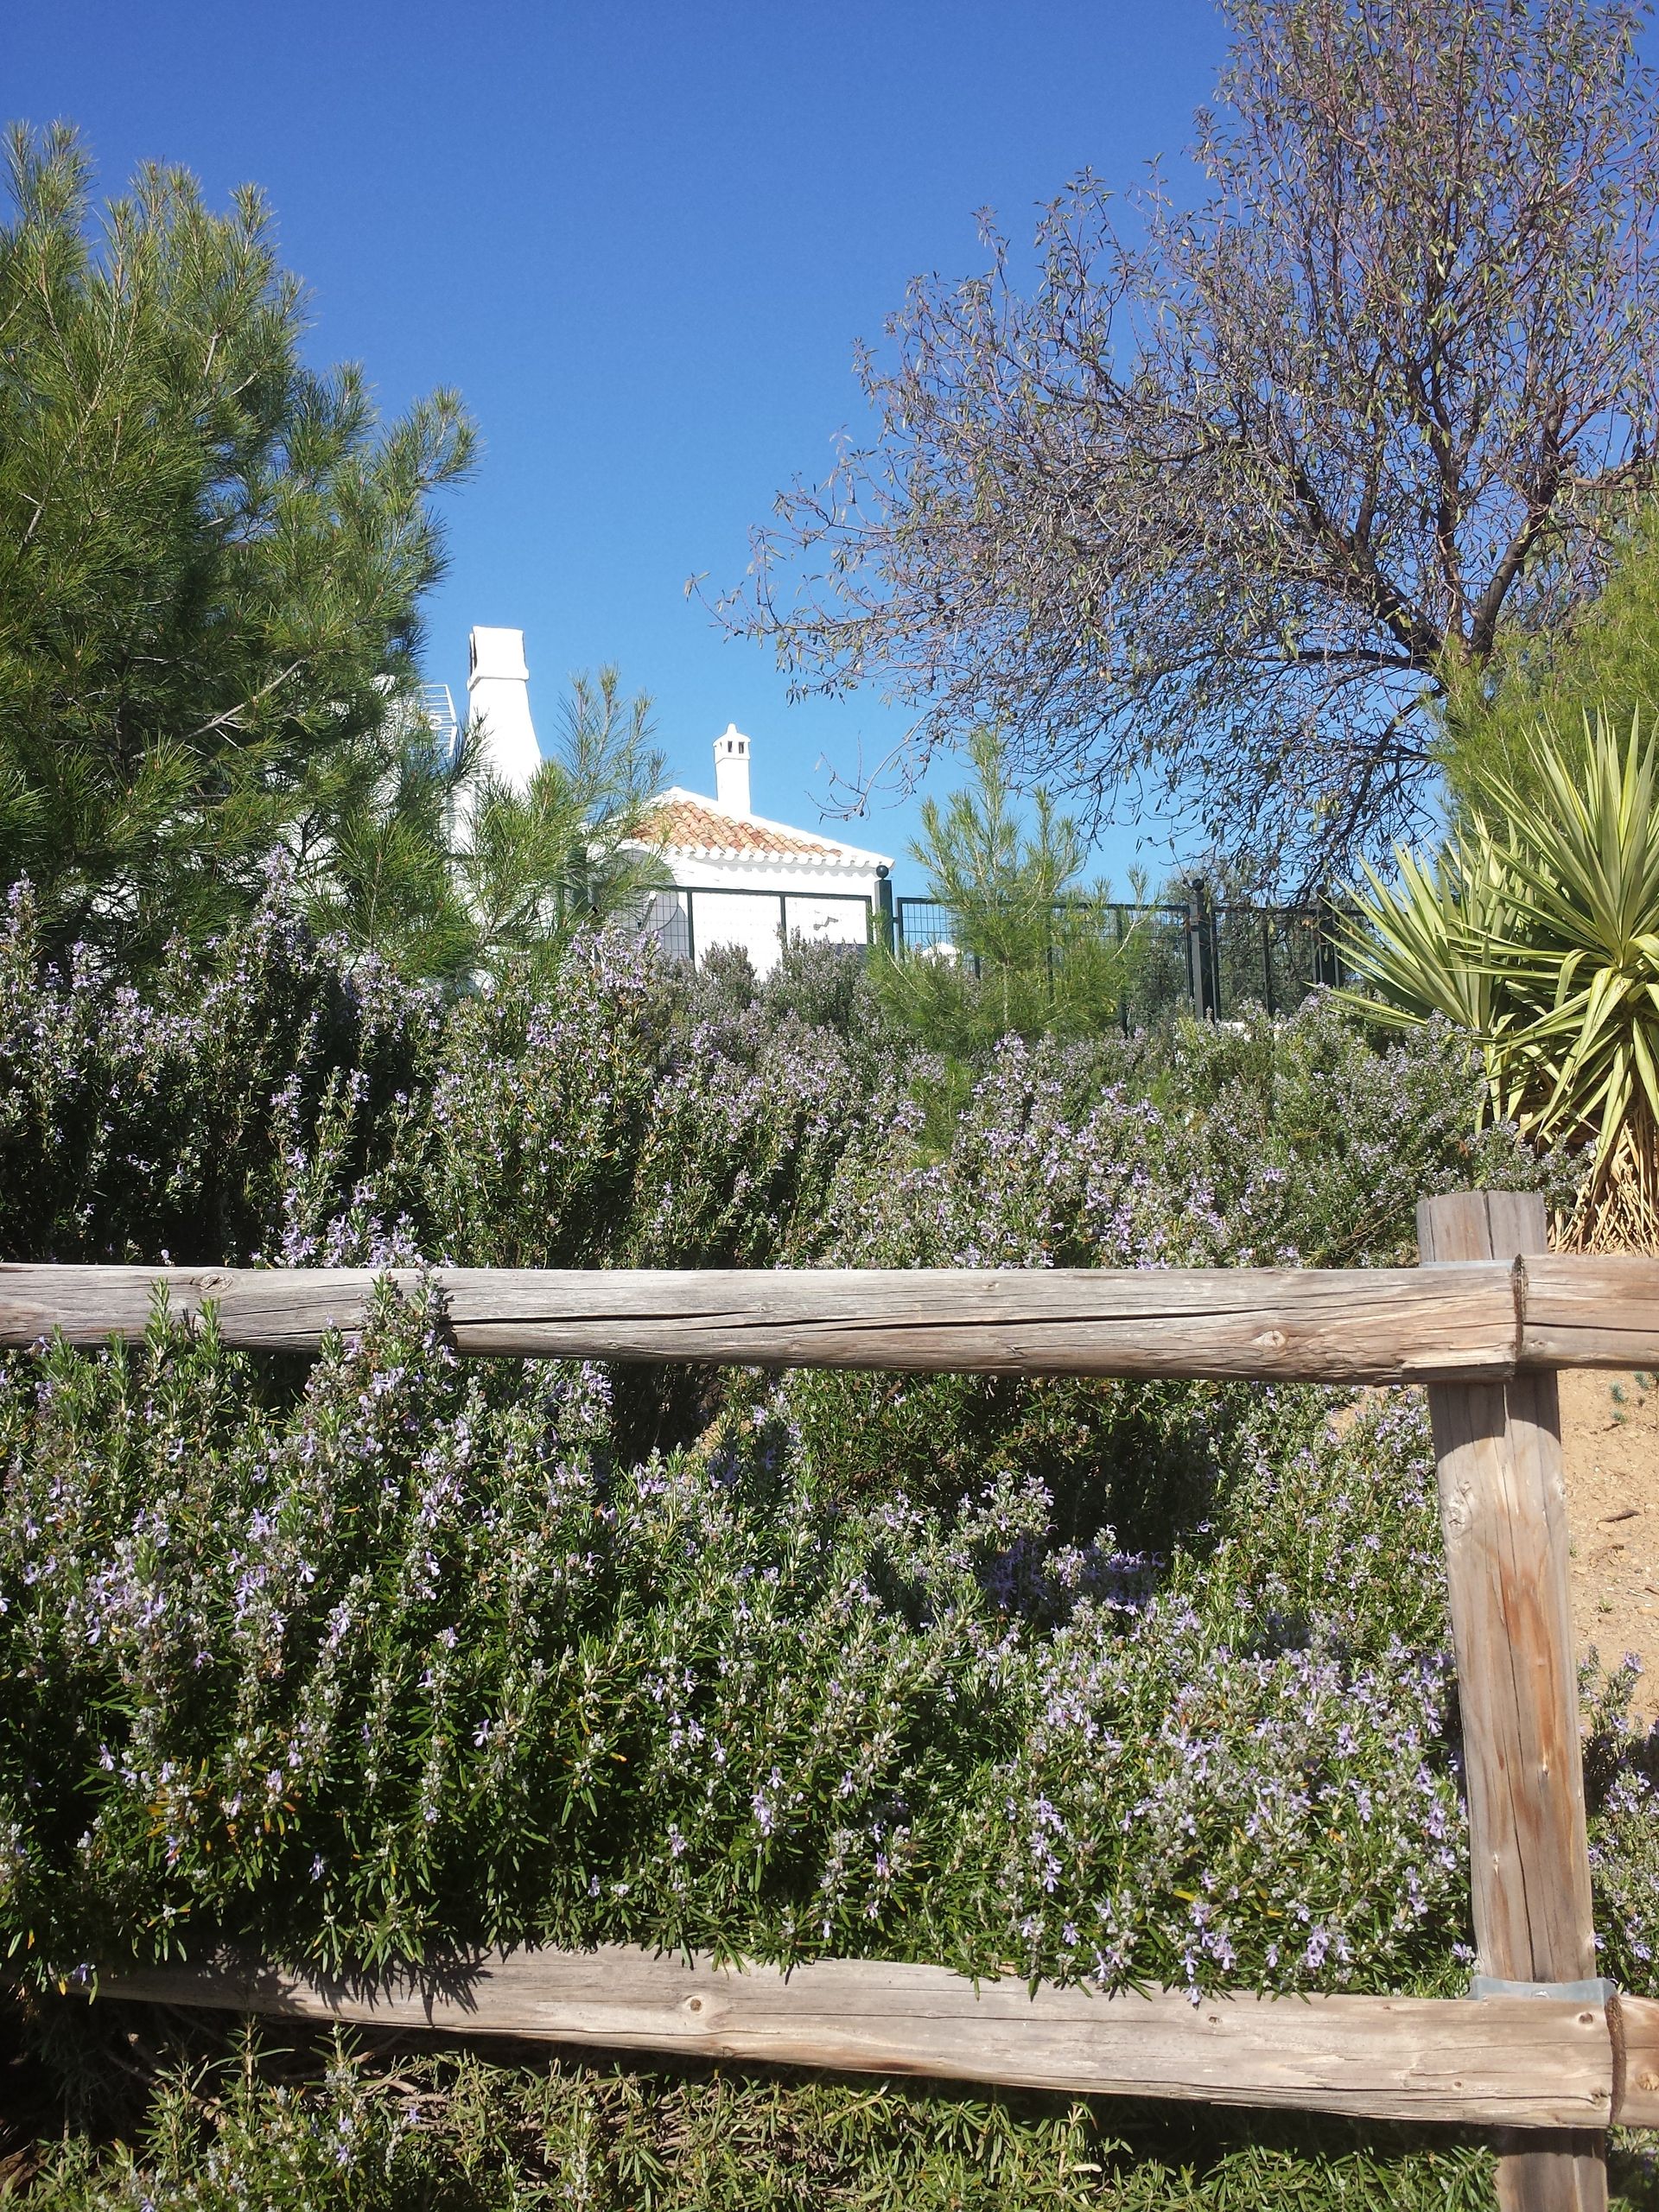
[636,796,858,860]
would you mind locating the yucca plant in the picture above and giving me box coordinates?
[1340,713,1659,1251]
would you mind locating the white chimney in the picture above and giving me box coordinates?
[714,722,752,816]
[467,626,541,793]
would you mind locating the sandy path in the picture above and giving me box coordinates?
[1560,1367,1659,1731]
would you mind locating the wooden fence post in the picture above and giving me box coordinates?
[1419,1192,1605,2212]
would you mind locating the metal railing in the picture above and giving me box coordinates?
[892,886,1351,1025]
[640,878,1353,1021]
[417,683,459,751]
[646,883,874,966]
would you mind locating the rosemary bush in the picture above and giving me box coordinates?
[0,894,1647,2208]
[14,2025,1554,2210]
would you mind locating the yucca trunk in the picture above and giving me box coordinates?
[1558,1104,1659,1253]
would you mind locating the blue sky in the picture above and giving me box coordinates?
[8,0,1230,893]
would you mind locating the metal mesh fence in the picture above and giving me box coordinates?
[648,894,694,966]
[1211,904,1347,1019]
[642,883,1350,1022]
[892,893,1351,1027]
[646,886,873,971]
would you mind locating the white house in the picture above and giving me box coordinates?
[460,626,893,975]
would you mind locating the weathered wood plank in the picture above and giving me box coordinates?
[97,1950,1618,2129]
[9,1251,1659,1381]
[1421,1194,1605,2212]
[0,1261,1522,1381]
[1519,1255,1659,1372]
[1616,1995,1659,2127]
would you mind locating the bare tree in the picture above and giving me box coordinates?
[721,0,1659,888]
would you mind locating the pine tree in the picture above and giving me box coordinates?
[314,666,671,987]
[875,727,1135,1056]
[0,124,475,966]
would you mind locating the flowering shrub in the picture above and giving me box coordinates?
[817,1006,1573,1275]
[0,875,1570,1282]
[778,1006,1572,1529]
[3,891,1652,2210]
[0,883,442,1267]
[0,895,882,1293]
[4,1287,1651,2014]
[414,939,679,1268]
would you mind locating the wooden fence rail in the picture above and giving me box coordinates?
[5,1251,1659,1378]
[7,1192,1653,2212]
[100,1949,1659,2133]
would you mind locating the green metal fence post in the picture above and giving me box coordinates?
[875,868,894,954]
[1188,882,1220,1020]
[1262,911,1275,1020]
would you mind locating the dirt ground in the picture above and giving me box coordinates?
[1560,1366,1659,1731]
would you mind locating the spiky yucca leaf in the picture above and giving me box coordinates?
[1336,841,1529,1127]
[1341,713,1659,1249]
[1480,725,1659,1135]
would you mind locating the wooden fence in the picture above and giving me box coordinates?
[4,1190,1656,2212]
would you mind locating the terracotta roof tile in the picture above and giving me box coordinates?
[636,797,851,859]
